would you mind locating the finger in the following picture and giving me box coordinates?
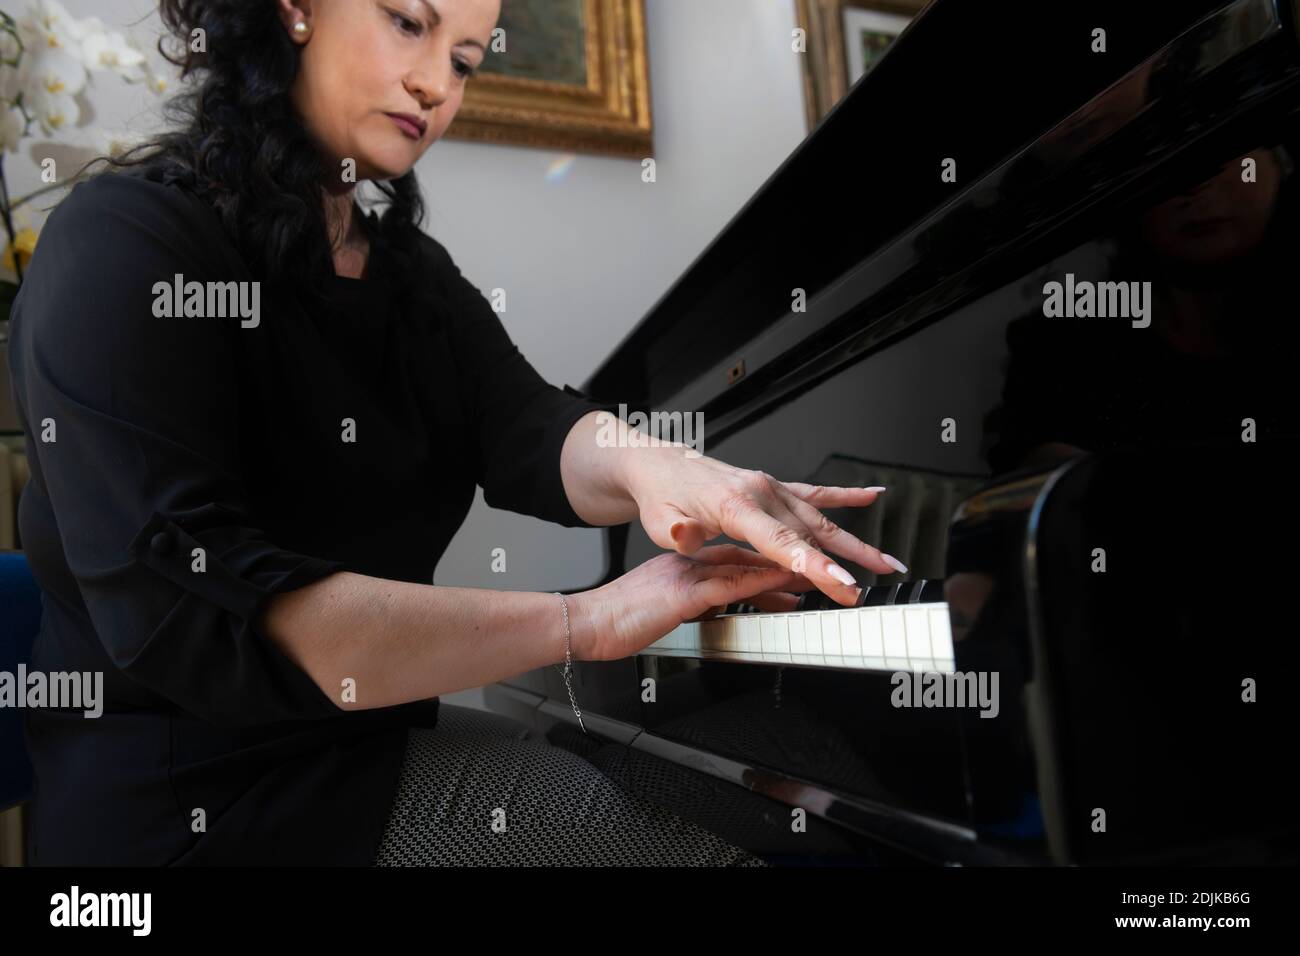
[642,502,713,555]
[685,604,728,623]
[782,482,887,508]
[714,494,863,605]
[685,590,798,622]
[669,517,709,555]
[688,564,818,611]
[687,545,819,594]
[771,482,908,577]
[686,543,785,569]
[742,590,802,613]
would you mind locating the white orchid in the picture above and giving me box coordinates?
[0,1,173,284]
[13,1,86,61]
[25,84,79,135]
[0,105,24,154]
[139,58,169,96]
[0,0,170,152]
[81,30,146,81]
[20,42,87,94]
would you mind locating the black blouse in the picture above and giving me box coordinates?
[6,166,616,865]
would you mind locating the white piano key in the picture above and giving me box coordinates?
[645,603,951,673]
[700,619,721,652]
[929,607,954,662]
[723,616,739,652]
[882,608,909,669]
[904,607,933,664]
[804,611,823,655]
[821,609,842,657]
[771,614,791,654]
[839,608,862,659]
[683,622,697,650]
[789,613,805,654]
[861,608,884,659]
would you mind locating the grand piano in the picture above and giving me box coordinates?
[484,0,1300,865]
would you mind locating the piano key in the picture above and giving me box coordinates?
[904,606,933,664]
[930,606,954,664]
[881,608,909,670]
[804,610,823,655]
[914,579,947,603]
[641,604,954,673]
[861,606,886,669]
[796,590,839,611]
[839,607,862,659]
[771,614,791,654]
[821,609,842,656]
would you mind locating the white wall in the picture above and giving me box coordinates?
[3,0,810,595]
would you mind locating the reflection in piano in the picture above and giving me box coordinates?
[485,0,1300,866]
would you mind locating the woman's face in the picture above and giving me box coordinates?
[1137,148,1282,265]
[279,0,500,181]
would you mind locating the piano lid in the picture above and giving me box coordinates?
[585,0,1290,417]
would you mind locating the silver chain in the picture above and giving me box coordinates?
[553,592,587,734]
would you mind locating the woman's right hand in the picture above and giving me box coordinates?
[568,544,820,663]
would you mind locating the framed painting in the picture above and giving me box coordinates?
[795,0,928,132]
[445,0,654,158]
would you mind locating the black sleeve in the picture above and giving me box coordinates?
[422,236,622,528]
[6,173,348,728]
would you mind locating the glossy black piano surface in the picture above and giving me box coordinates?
[485,0,1300,865]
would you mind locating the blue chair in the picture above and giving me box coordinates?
[0,550,40,824]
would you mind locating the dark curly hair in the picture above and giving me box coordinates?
[70,0,427,311]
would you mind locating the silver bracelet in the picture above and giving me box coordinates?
[553,592,588,735]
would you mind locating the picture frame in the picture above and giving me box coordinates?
[444,0,654,159]
[795,0,929,132]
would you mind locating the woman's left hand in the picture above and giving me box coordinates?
[626,449,907,607]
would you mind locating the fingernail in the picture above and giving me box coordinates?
[865,486,886,493]
[881,553,908,574]
[827,562,857,586]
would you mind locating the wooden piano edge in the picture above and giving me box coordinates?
[482,682,1043,866]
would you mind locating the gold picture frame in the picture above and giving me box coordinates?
[445,0,653,159]
[795,0,929,132]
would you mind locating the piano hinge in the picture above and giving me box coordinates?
[726,358,746,386]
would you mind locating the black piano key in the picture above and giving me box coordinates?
[855,584,896,607]
[791,581,947,612]
[914,579,946,603]
[796,591,840,612]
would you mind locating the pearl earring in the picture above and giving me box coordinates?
[293,21,309,36]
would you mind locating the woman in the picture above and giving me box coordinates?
[7,0,902,866]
